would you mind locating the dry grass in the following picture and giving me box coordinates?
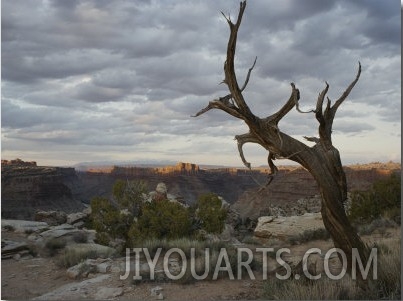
[263,238,400,300]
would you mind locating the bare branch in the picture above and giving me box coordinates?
[315,82,329,124]
[223,1,256,120]
[234,132,261,169]
[304,136,320,143]
[191,96,243,119]
[267,82,300,125]
[315,63,361,145]
[240,56,257,92]
[332,62,361,113]
[294,87,315,114]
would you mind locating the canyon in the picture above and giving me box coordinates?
[1,159,400,220]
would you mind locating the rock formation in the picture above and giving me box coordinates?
[1,159,84,219]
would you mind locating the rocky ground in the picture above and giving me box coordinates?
[1,227,264,300]
[2,216,399,300]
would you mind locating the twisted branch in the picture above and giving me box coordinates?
[234,132,261,169]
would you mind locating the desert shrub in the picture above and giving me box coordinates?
[45,237,67,256]
[90,196,131,245]
[382,207,401,224]
[196,193,227,234]
[349,173,400,224]
[128,200,192,245]
[113,179,148,217]
[57,248,99,268]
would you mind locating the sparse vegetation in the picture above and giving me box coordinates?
[357,217,398,236]
[287,228,330,245]
[57,248,99,268]
[262,239,401,300]
[129,237,257,284]
[44,237,67,256]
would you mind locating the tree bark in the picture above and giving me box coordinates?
[193,1,371,287]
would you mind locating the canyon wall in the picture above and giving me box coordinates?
[1,160,84,219]
[233,163,401,219]
[1,160,400,221]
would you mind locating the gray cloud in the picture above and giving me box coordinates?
[1,0,400,166]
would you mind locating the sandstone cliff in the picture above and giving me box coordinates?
[1,160,84,219]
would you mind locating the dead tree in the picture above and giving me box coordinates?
[193,1,372,286]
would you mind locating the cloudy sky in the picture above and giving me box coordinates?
[2,0,401,167]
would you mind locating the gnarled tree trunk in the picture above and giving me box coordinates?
[193,1,371,287]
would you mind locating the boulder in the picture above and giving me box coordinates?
[150,183,168,202]
[66,211,88,226]
[254,212,325,241]
[156,183,167,195]
[35,210,67,226]
[1,239,29,259]
[38,224,96,244]
[66,258,111,279]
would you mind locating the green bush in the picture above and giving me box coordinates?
[196,193,227,234]
[349,173,401,224]
[128,200,192,245]
[90,196,131,245]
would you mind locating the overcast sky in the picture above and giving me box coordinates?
[2,0,401,167]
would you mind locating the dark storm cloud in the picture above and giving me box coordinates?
[1,0,400,165]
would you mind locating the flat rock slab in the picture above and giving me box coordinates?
[254,212,325,240]
[94,287,124,299]
[2,220,49,233]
